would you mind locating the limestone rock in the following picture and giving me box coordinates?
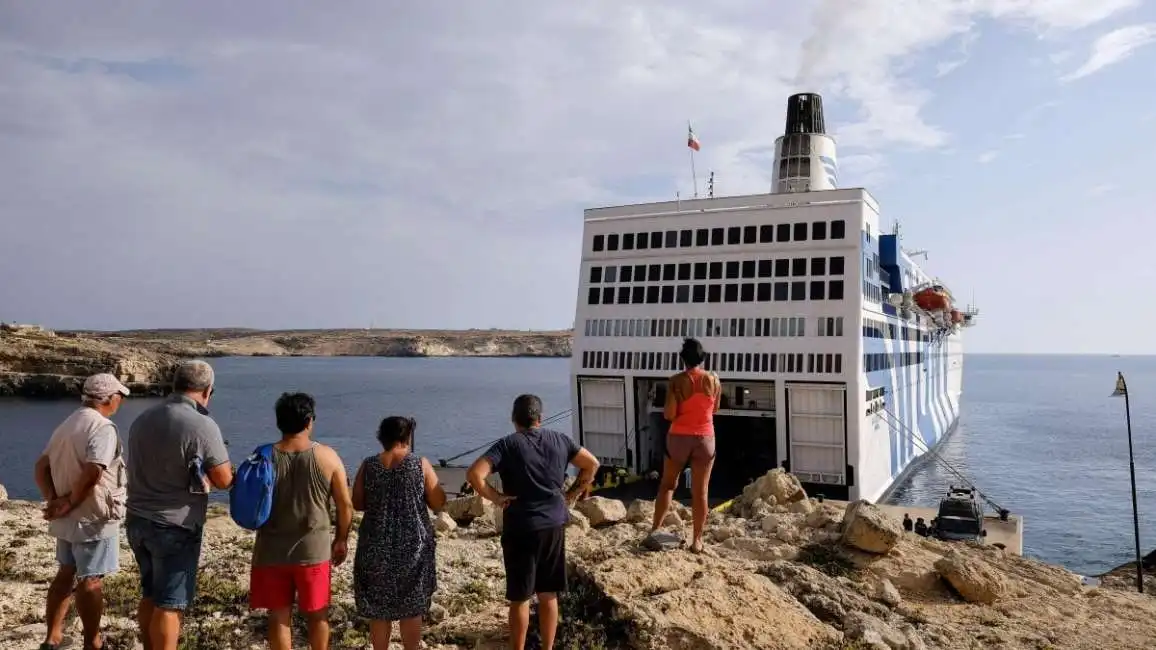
[876,578,902,607]
[566,508,590,532]
[0,484,7,504]
[935,551,1010,604]
[842,611,908,649]
[841,500,903,554]
[443,495,490,524]
[575,496,627,527]
[433,511,457,534]
[787,498,815,515]
[626,499,653,523]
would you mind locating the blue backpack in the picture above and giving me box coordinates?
[230,444,275,530]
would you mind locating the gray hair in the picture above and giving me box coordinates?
[81,394,115,408]
[173,360,215,393]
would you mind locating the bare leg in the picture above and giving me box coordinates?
[266,608,293,650]
[399,616,423,650]
[508,600,531,650]
[369,620,393,650]
[150,608,183,650]
[305,608,330,650]
[44,565,76,647]
[689,454,716,552]
[136,599,154,650]
[74,576,104,648]
[536,593,559,650]
[650,456,683,534]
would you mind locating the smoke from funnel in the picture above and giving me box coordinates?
[794,0,842,89]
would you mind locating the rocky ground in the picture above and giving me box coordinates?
[3,470,1156,649]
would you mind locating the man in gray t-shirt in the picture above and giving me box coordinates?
[125,360,234,650]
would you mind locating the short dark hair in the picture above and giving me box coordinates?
[512,394,543,429]
[377,416,416,450]
[275,392,315,435]
[680,338,705,368]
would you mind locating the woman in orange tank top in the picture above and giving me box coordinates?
[651,338,720,553]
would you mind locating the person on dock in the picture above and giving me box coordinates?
[34,373,131,650]
[352,416,445,650]
[652,338,721,554]
[914,517,929,537]
[249,392,353,650]
[903,513,914,532]
[125,360,233,650]
[466,394,600,650]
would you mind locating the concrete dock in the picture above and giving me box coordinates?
[825,499,1025,555]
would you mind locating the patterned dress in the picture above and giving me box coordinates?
[353,453,437,621]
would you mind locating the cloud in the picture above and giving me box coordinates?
[935,30,980,77]
[978,150,1000,163]
[1061,23,1156,82]
[0,1,1145,329]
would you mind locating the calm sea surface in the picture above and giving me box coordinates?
[1,354,1153,576]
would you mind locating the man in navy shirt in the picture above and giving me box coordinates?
[467,394,599,650]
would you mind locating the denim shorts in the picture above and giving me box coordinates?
[56,533,120,579]
[126,515,204,610]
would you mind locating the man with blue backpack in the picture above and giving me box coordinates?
[235,392,353,650]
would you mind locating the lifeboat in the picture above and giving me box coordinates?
[914,286,951,312]
[950,309,963,324]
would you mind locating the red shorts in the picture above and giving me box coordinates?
[249,561,331,612]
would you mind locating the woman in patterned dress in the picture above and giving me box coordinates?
[352,416,447,650]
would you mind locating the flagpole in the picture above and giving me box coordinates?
[688,121,699,198]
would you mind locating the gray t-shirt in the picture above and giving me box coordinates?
[126,394,230,530]
[44,407,121,543]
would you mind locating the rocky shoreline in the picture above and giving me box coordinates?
[2,470,1156,649]
[0,325,572,398]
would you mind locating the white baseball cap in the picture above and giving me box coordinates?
[83,373,131,399]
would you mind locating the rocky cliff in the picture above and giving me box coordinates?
[2,470,1155,650]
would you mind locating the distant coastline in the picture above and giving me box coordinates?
[0,325,573,398]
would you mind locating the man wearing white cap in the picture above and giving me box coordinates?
[34,372,131,650]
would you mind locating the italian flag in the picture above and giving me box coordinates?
[687,124,700,151]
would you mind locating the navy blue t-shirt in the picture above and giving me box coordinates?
[482,428,580,533]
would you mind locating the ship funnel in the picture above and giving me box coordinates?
[771,93,838,194]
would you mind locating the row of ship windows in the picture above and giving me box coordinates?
[590,256,846,284]
[863,318,927,341]
[582,349,845,375]
[582,316,845,338]
[863,281,884,304]
[864,352,924,372]
[587,280,846,306]
[590,220,848,253]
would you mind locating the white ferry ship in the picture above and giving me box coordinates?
[568,93,978,504]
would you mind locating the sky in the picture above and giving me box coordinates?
[1,1,1154,354]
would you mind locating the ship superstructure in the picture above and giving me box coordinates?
[568,93,976,503]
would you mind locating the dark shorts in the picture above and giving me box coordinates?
[501,526,566,602]
[666,434,716,466]
[126,515,204,610]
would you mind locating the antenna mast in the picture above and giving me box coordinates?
[708,171,715,198]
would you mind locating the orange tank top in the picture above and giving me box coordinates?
[668,368,717,437]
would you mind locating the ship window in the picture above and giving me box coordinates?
[646,286,659,304]
[812,221,827,241]
[593,234,605,252]
[626,320,635,336]
[829,256,845,275]
[695,229,708,246]
[648,264,661,281]
[787,318,798,337]
[811,257,826,276]
[709,262,723,279]
[836,317,845,336]
[762,318,771,336]
[727,227,741,245]
[758,260,773,277]
[649,320,659,337]
[835,354,842,373]
[724,284,739,302]
[650,231,663,248]
[760,224,774,243]
[665,230,678,248]
[676,285,690,303]
[770,354,778,372]
[708,285,722,303]
[825,354,834,373]
[704,318,714,336]
[711,227,724,245]
[617,287,630,304]
[732,319,741,337]
[589,267,602,283]
[612,320,621,336]
[619,266,632,283]
[692,284,706,303]
[581,351,589,367]
[725,261,740,279]
[602,287,614,304]
[777,223,790,242]
[608,234,620,251]
[810,281,825,300]
[793,223,807,241]
[741,283,755,302]
[741,260,756,278]
[787,354,795,373]
[829,280,845,300]
[757,282,772,301]
[661,285,675,303]
[679,230,693,247]
[807,354,815,373]
[791,258,807,276]
[774,282,789,301]
[678,263,691,281]
[587,287,599,304]
[623,233,635,250]
[755,319,763,336]
[831,219,846,239]
[604,266,617,283]
[663,264,676,281]
[634,264,646,280]
[743,226,757,244]
[694,262,708,280]
[745,353,753,372]
[790,281,805,301]
[775,259,790,277]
